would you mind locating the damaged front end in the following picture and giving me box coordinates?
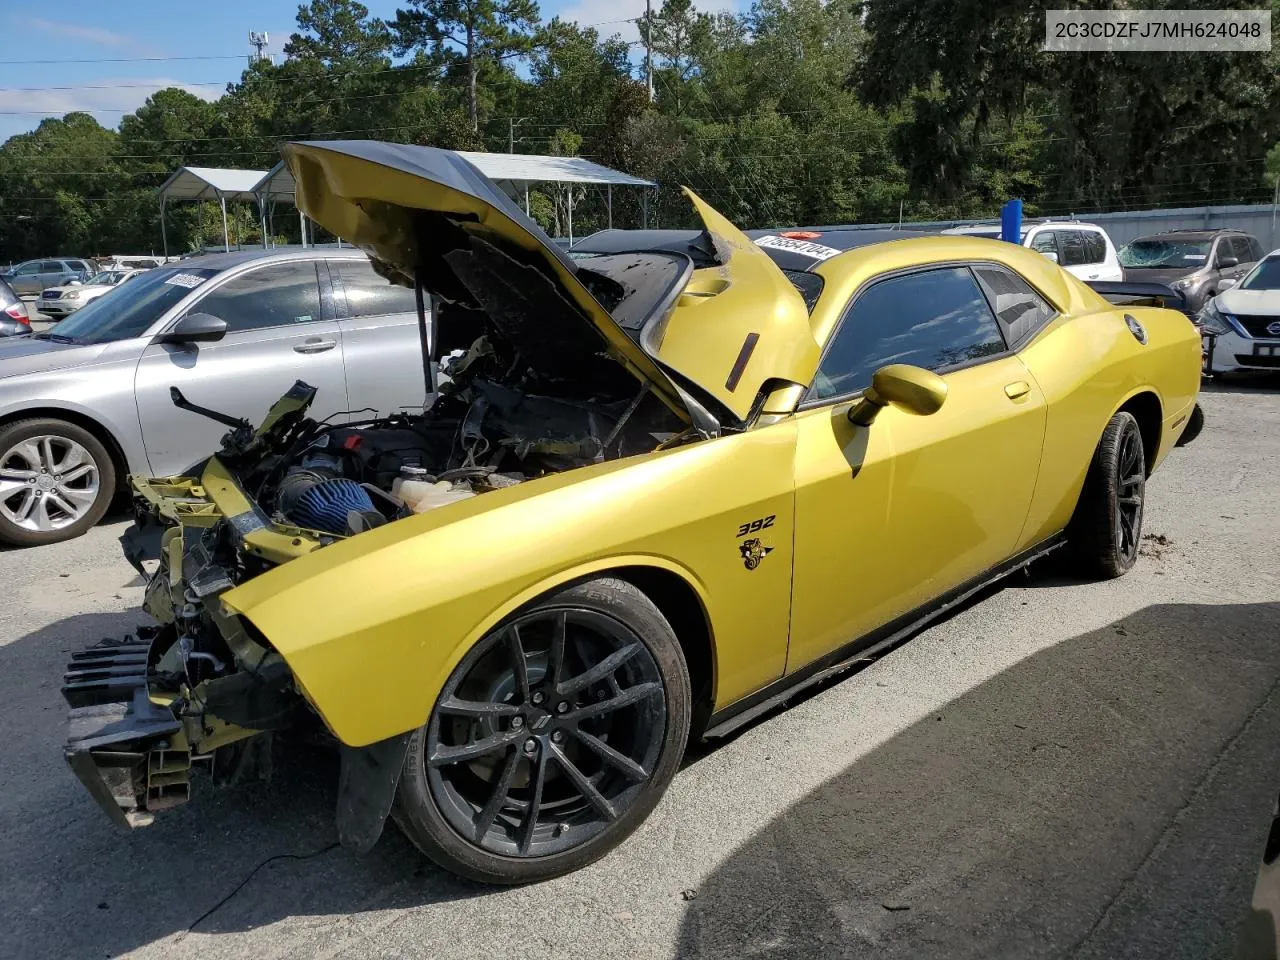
[64,348,686,847]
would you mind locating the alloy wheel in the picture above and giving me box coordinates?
[425,607,668,858]
[0,435,100,533]
[1115,423,1145,562]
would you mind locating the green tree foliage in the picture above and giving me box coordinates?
[391,0,540,131]
[2,0,1278,262]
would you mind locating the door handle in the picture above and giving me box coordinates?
[1004,381,1031,400]
[294,338,337,354]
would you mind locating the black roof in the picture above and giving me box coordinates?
[572,226,932,272]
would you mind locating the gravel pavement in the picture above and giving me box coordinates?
[0,379,1278,960]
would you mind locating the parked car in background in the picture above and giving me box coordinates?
[1196,248,1280,374]
[1,258,96,297]
[100,255,167,271]
[36,269,144,319]
[0,248,425,545]
[942,220,1124,282]
[1118,229,1262,314]
[0,277,31,336]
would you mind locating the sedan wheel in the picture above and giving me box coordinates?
[0,419,115,546]
[394,578,691,884]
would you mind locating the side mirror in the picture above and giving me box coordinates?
[1219,277,1238,291]
[159,312,227,345]
[1217,255,1239,269]
[848,364,949,426]
[1041,250,1060,264]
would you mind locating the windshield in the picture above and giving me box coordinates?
[50,266,219,344]
[1240,256,1280,291]
[86,271,128,286]
[1119,238,1211,269]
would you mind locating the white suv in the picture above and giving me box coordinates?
[942,221,1124,282]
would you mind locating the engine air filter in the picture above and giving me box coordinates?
[287,477,376,535]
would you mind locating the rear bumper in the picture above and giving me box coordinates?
[62,630,186,828]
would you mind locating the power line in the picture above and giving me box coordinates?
[0,54,248,66]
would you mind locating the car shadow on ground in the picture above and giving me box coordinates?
[676,600,1280,960]
[1202,371,1280,395]
[3,595,1278,959]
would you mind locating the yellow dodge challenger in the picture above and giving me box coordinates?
[63,141,1202,885]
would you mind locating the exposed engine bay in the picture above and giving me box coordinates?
[222,343,686,540]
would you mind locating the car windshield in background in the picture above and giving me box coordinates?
[1118,239,1211,268]
[85,272,129,286]
[1240,257,1280,291]
[49,267,219,344]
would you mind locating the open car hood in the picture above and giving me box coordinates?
[285,140,687,412]
[284,140,814,424]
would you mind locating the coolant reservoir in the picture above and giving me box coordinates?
[392,467,476,514]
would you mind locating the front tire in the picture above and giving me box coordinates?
[1069,411,1146,579]
[394,577,691,884]
[0,418,115,547]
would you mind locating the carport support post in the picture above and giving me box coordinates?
[567,188,574,245]
[299,210,307,248]
[218,194,230,253]
[607,184,613,230]
[642,188,650,229]
[160,194,168,259]
[524,184,530,217]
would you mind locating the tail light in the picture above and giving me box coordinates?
[4,302,29,325]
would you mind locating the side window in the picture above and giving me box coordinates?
[1082,231,1107,264]
[1247,237,1265,262]
[807,266,1007,402]
[1058,231,1088,267]
[40,261,64,272]
[1230,237,1253,263]
[335,259,417,318]
[972,265,1058,348]
[15,263,40,275]
[1029,231,1058,258]
[191,261,322,333]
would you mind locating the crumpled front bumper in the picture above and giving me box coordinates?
[62,629,187,827]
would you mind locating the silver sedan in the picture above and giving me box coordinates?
[0,249,428,546]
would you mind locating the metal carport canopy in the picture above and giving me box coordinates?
[156,166,267,256]
[253,150,657,241]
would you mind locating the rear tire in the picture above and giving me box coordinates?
[1068,411,1145,579]
[393,577,691,884]
[0,418,116,547]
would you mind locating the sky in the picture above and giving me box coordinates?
[0,0,741,143]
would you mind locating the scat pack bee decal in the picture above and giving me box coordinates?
[735,514,776,569]
[739,537,774,570]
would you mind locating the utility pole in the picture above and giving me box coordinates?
[645,0,655,102]
[508,117,526,153]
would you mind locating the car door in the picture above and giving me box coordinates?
[133,259,351,476]
[1028,230,1060,266]
[9,262,43,296]
[1225,237,1256,285]
[327,258,431,415]
[1055,230,1096,280]
[787,263,1048,673]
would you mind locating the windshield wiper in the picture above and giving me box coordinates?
[33,332,82,344]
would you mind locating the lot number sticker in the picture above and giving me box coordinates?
[754,234,842,261]
[165,273,208,289]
